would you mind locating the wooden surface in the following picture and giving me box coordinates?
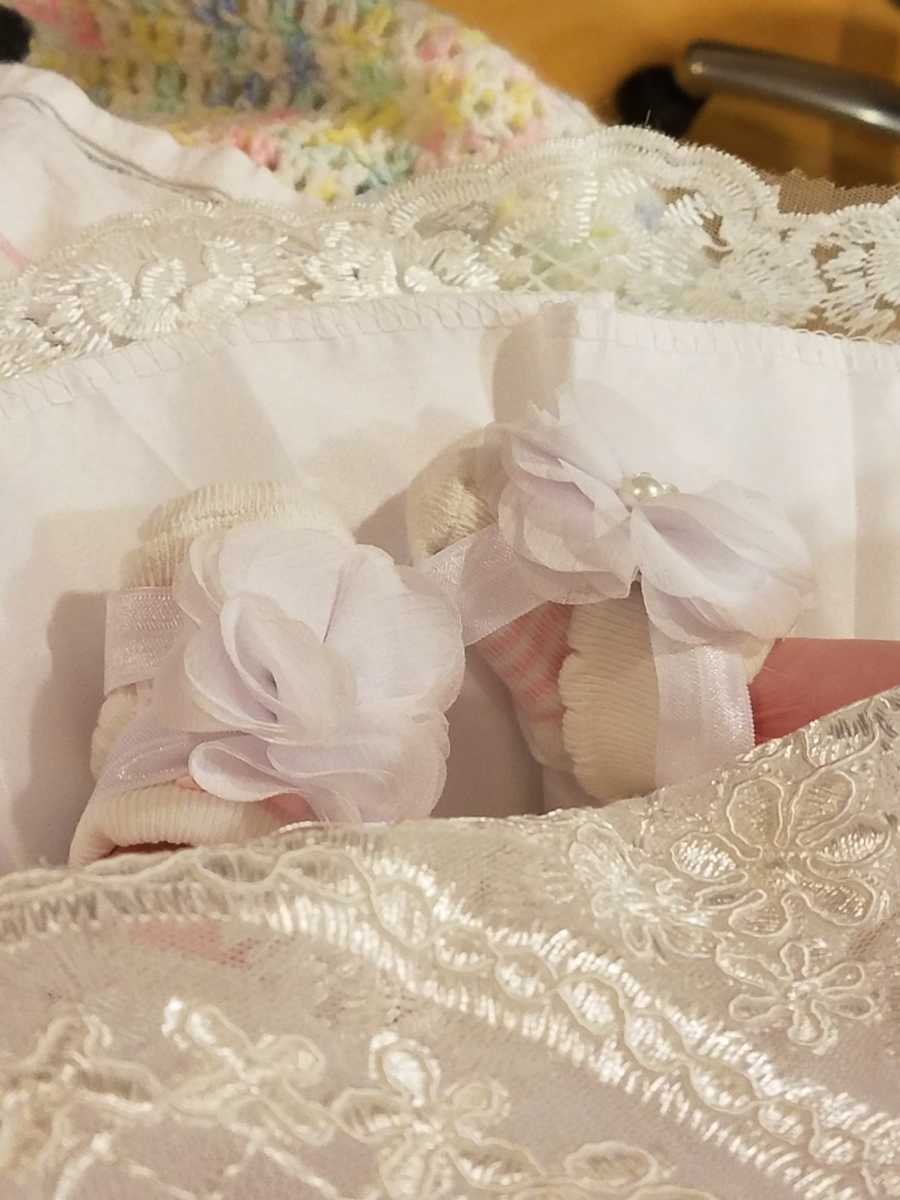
[440,0,900,184]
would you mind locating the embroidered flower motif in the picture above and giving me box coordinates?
[512,173,708,299]
[303,223,498,300]
[0,279,59,379]
[570,823,717,962]
[821,200,900,338]
[669,774,891,935]
[35,247,265,350]
[39,261,188,347]
[679,227,823,327]
[333,1034,718,1198]
[484,384,814,644]
[163,1000,332,1144]
[152,523,464,822]
[0,1014,160,1174]
[332,1033,540,1199]
[719,941,877,1054]
[863,1120,900,1199]
[512,1142,719,1198]
[560,1144,718,1199]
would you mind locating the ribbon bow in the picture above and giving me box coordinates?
[424,384,815,785]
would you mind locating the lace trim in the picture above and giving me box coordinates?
[1,688,900,1195]
[3,128,900,384]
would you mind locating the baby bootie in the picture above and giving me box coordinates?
[408,435,575,793]
[408,389,811,807]
[71,482,464,864]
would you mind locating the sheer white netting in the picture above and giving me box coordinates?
[3,128,900,382]
[2,689,900,1197]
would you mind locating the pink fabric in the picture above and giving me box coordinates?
[478,605,569,727]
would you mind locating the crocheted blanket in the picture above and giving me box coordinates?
[17,0,596,204]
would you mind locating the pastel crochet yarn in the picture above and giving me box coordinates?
[19,0,595,203]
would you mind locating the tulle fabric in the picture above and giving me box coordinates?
[483,386,814,644]
[97,524,465,822]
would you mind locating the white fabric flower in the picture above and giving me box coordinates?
[151,524,465,823]
[483,384,813,644]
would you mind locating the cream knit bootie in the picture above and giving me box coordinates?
[408,434,770,808]
[70,482,351,865]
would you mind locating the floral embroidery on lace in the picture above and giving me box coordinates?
[667,769,892,936]
[1,689,899,1196]
[333,1032,529,1198]
[570,824,717,962]
[163,1000,334,1145]
[0,1012,161,1175]
[3,133,900,384]
[303,223,500,300]
[717,941,877,1055]
[2,1011,721,1198]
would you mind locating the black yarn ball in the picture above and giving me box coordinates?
[615,65,706,139]
[0,6,32,64]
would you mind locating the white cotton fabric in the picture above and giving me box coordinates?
[1,291,900,869]
[0,66,298,277]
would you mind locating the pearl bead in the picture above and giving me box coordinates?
[618,472,677,506]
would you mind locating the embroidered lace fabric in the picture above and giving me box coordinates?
[1,687,900,1197]
[4,129,900,382]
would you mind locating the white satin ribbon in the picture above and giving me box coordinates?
[93,709,203,802]
[424,525,548,642]
[420,525,757,788]
[105,588,182,694]
[649,628,755,788]
[99,591,211,802]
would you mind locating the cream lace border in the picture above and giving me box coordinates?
[3,129,900,384]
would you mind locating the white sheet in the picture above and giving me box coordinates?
[0,66,298,276]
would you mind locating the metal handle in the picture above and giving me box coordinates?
[678,40,900,138]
